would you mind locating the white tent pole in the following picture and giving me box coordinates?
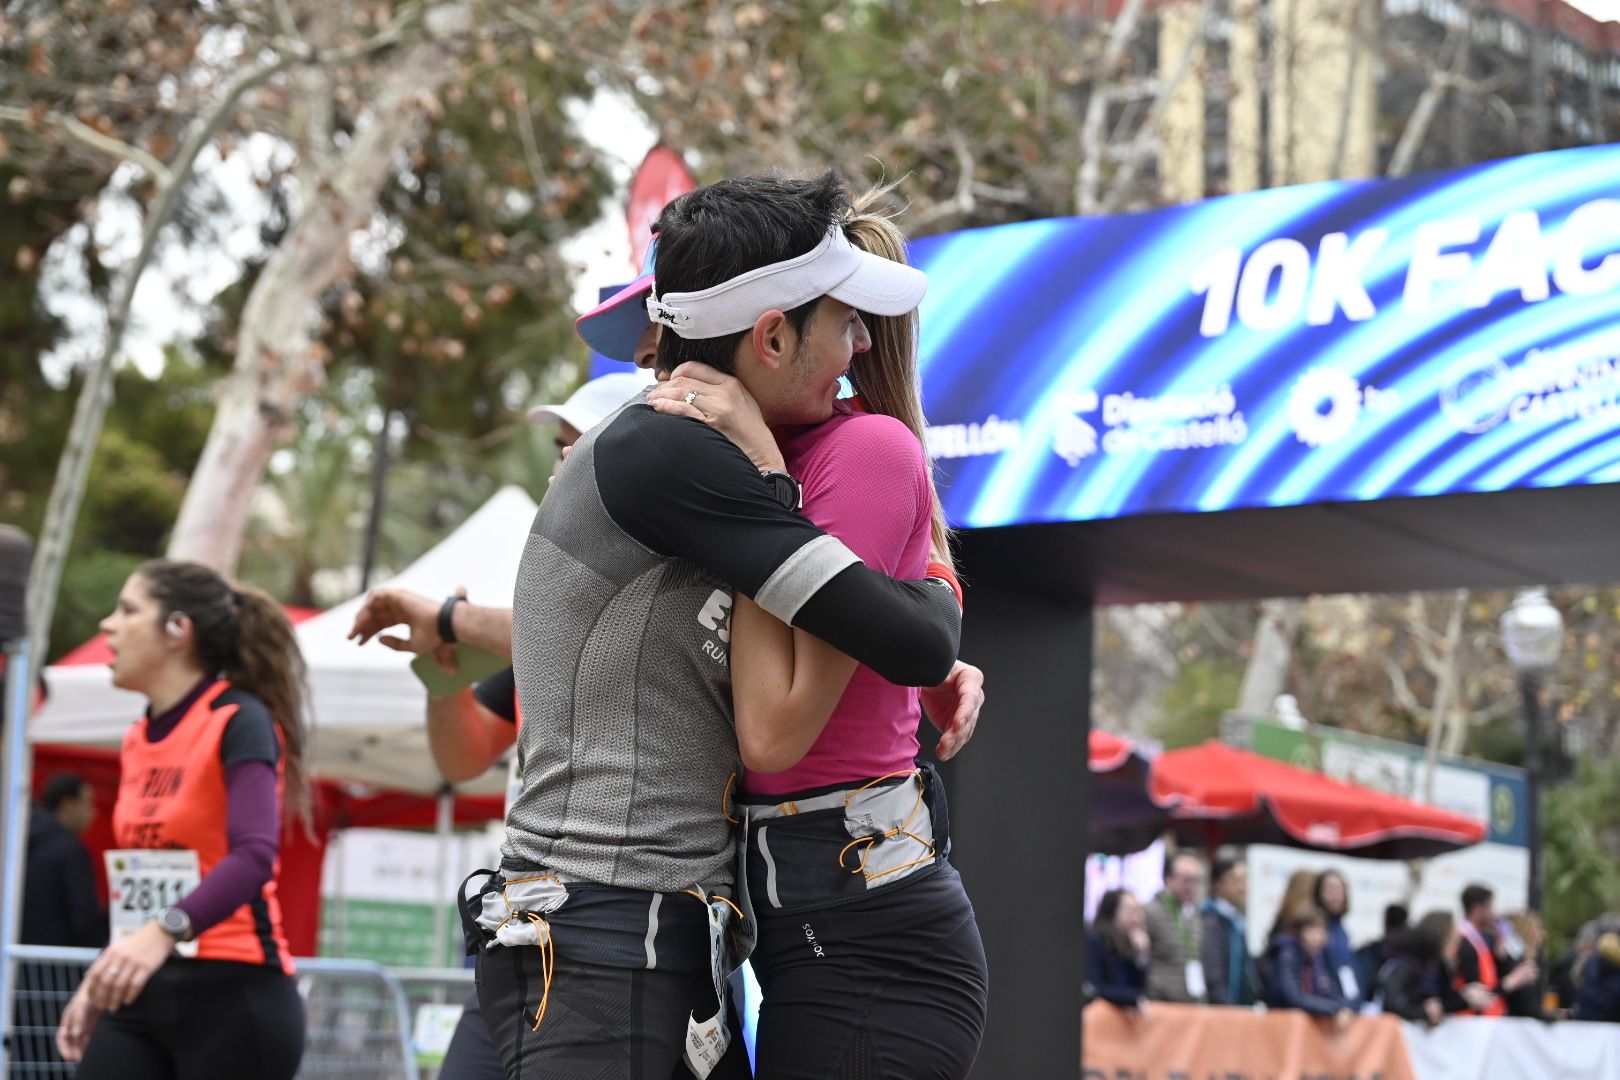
[1,638,35,1031]
[433,784,453,968]
[333,827,347,957]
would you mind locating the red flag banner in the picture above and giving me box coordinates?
[626,144,695,273]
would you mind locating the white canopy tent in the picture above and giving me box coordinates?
[28,485,539,798]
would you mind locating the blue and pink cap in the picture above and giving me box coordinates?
[574,235,659,364]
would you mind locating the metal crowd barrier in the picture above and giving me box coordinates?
[296,956,415,1079]
[4,945,87,1079]
[2,946,418,1079]
[392,966,476,1080]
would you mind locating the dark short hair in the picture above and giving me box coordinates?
[41,773,90,812]
[651,171,851,376]
[1384,903,1410,933]
[1211,857,1243,887]
[1461,884,1494,914]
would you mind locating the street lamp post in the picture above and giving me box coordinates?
[1500,589,1564,916]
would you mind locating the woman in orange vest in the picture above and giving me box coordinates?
[55,559,311,1080]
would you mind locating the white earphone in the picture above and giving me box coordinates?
[164,613,186,639]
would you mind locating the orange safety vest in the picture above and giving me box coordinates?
[1455,921,1507,1017]
[113,679,294,974]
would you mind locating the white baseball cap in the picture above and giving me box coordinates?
[527,371,651,431]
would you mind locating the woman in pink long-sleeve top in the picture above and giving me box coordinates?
[650,203,988,1080]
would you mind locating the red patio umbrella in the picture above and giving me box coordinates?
[1151,741,1487,860]
[1089,730,1176,856]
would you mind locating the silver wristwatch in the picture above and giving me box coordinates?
[760,469,802,512]
[157,905,192,942]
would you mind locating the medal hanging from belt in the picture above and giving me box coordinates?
[682,891,745,1078]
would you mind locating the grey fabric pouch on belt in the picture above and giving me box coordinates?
[457,869,569,951]
[741,769,944,915]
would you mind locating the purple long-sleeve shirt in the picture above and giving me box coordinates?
[145,678,281,937]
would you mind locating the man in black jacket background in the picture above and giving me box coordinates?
[14,772,106,1070]
[22,772,103,949]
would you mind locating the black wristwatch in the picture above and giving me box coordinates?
[760,469,802,512]
[438,594,467,645]
[157,905,192,942]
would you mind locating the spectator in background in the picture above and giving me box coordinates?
[1455,883,1536,1015]
[1267,869,1320,943]
[1201,857,1258,1006]
[1263,905,1355,1030]
[1356,903,1408,997]
[1553,920,1602,1015]
[14,773,106,1071]
[1315,869,1362,1005]
[1086,889,1150,1010]
[1502,912,1548,1019]
[1374,922,1451,1026]
[1415,911,1473,1017]
[1144,851,1208,1002]
[22,772,104,948]
[1575,923,1620,1023]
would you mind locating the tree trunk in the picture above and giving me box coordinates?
[1424,588,1470,792]
[1237,597,1302,717]
[24,54,296,662]
[167,41,451,572]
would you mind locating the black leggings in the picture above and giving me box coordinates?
[73,958,304,1080]
[453,978,752,1080]
[476,947,755,1080]
[750,863,989,1080]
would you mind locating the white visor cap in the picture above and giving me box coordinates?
[645,226,927,340]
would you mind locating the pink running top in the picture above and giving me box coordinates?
[742,407,933,796]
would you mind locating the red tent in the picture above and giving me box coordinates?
[1088,729,1138,773]
[1151,741,1487,860]
[31,616,504,956]
[1088,730,1176,856]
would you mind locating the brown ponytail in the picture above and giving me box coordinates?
[842,184,956,572]
[136,559,312,829]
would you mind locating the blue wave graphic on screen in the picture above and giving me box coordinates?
[908,143,1620,529]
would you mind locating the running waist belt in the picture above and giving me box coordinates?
[737,763,951,915]
[455,865,753,1079]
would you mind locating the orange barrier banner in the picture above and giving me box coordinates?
[1083,1001,1416,1080]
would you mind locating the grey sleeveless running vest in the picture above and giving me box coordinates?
[503,400,740,893]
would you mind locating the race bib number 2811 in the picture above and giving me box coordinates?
[105,849,200,957]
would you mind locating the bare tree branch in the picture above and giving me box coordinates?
[272,0,304,46]
[0,105,174,186]
[1385,31,1507,179]
[1076,0,1147,215]
[1386,656,1427,719]
[910,133,976,230]
[969,180,1029,205]
[510,76,550,193]
[1100,0,1211,211]
[1427,588,1470,792]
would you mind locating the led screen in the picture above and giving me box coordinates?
[911,143,1620,528]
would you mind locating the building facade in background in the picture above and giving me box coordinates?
[1055,0,1620,203]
